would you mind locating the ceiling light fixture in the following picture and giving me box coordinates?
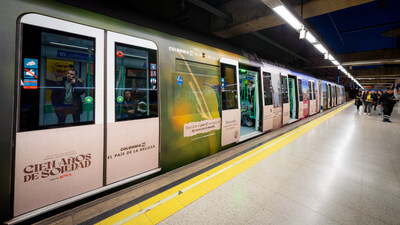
[273,5,303,30]
[305,32,317,44]
[313,43,328,54]
[272,3,362,89]
[331,60,340,66]
[299,27,306,39]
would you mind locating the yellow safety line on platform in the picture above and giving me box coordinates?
[97,102,352,225]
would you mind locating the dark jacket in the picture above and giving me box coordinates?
[51,77,85,113]
[380,92,397,108]
[372,93,379,103]
[355,93,362,106]
[120,98,137,119]
[376,94,381,105]
[361,92,367,101]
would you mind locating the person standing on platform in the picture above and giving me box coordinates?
[364,90,373,115]
[377,91,383,115]
[372,91,379,110]
[380,89,398,122]
[355,91,362,110]
[361,90,368,113]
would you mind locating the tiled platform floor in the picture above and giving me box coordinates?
[160,105,400,225]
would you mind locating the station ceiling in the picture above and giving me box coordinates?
[60,0,400,89]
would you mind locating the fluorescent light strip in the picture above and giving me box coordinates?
[305,32,317,44]
[273,5,303,30]
[331,60,339,65]
[313,44,327,54]
[349,61,382,65]
[48,41,92,50]
[272,5,358,86]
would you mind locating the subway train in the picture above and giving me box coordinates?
[0,0,345,222]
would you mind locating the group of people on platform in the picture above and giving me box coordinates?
[355,88,399,122]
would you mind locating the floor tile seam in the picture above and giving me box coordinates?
[240,173,292,193]
[357,189,400,210]
[298,164,368,184]
[260,199,315,224]
[322,192,394,225]
[247,207,288,224]
[389,158,400,188]
[287,174,364,198]
[361,174,400,189]
[250,152,313,184]
[262,190,348,225]
[276,186,389,225]
[312,199,389,225]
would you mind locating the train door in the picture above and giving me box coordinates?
[261,69,273,132]
[281,75,290,125]
[220,58,240,146]
[288,75,298,123]
[106,31,160,185]
[238,68,261,139]
[14,14,104,216]
[322,83,328,110]
[315,80,320,113]
[332,85,337,106]
[298,78,304,118]
[341,87,344,104]
[327,84,331,108]
[318,81,322,112]
[309,81,316,115]
[302,79,310,117]
[336,86,340,105]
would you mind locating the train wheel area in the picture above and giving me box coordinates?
[13,102,355,225]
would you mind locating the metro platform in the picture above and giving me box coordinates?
[35,102,400,225]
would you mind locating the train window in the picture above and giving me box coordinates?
[298,79,303,101]
[172,59,220,116]
[19,24,95,132]
[221,64,238,110]
[309,81,314,100]
[176,59,219,76]
[281,75,289,103]
[311,82,314,100]
[312,82,316,100]
[322,84,328,108]
[263,72,273,105]
[302,79,309,101]
[114,43,158,121]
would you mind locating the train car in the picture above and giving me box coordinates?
[286,71,321,122]
[0,0,345,223]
